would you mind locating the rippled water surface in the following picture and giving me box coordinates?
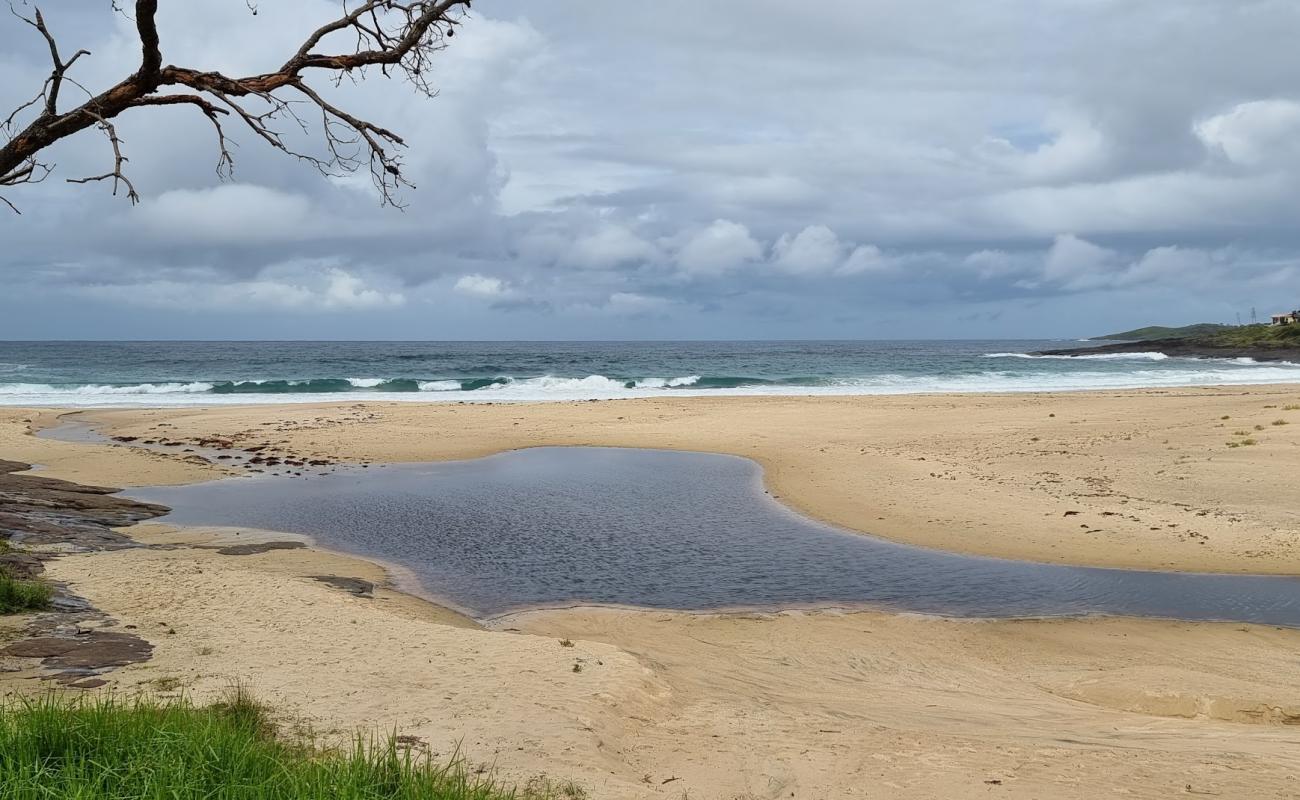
[127,447,1300,623]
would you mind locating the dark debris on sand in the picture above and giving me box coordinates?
[0,460,166,686]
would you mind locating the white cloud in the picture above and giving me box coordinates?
[675,220,762,274]
[454,274,508,297]
[565,224,659,269]
[768,225,883,276]
[1036,237,1243,293]
[605,291,671,313]
[1043,234,1120,286]
[772,225,845,275]
[979,110,1109,181]
[134,185,313,243]
[1195,99,1300,167]
[317,269,406,309]
[78,265,404,311]
[840,245,888,276]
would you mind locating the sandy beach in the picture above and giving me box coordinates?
[3,387,1300,798]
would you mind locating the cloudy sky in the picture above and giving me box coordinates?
[2,0,1299,340]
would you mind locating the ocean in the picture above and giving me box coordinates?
[1,340,1298,406]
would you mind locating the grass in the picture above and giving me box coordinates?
[0,691,563,799]
[0,538,52,616]
[1093,323,1231,341]
[0,571,52,615]
[1206,323,1300,348]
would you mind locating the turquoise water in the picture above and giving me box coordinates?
[2,340,1299,405]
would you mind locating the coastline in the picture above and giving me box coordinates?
[1038,339,1300,363]
[4,390,1300,797]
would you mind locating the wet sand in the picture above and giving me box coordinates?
[2,389,1300,798]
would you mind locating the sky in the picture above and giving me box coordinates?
[2,0,1299,340]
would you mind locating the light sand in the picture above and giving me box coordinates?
[3,390,1300,798]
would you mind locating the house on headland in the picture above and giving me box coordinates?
[1272,310,1300,326]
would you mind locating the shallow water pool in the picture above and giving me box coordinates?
[125,447,1300,624]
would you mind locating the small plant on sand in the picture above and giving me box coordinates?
[1283,404,1300,411]
[149,675,186,693]
[1232,430,1249,436]
[558,639,575,648]
[1272,419,1289,426]
[1220,415,1231,420]
[525,777,588,800]
[1241,438,1259,446]
[0,692,551,799]
[0,570,51,615]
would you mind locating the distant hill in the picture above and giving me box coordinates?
[1092,323,1232,341]
[1041,322,1300,361]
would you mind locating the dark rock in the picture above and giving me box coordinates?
[0,552,44,580]
[2,630,153,670]
[1035,338,1300,362]
[214,541,306,556]
[0,460,168,551]
[311,575,375,596]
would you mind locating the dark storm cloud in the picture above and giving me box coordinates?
[2,0,1299,339]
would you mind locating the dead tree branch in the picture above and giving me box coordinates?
[0,0,471,212]
[65,112,139,203]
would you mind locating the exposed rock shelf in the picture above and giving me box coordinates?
[1036,337,1300,363]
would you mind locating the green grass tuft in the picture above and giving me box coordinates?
[0,571,52,615]
[0,693,557,799]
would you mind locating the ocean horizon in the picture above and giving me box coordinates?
[3,339,1299,406]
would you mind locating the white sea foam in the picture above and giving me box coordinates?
[416,380,464,391]
[502,375,629,395]
[347,378,386,388]
[0,381,214,396]
[3,365,1299,406]
[631,375,701,388]
[984,351,1170,361]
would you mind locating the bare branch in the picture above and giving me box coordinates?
[0,0,474,212]
[133,0,161,79]
[65,112,139,204]
[8,5,91,119]
[130,94,234,178]
[290,79,411,206]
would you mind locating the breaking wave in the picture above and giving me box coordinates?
[3,363,1299,406]
[984,351,1170,361]
[0,381,216,395]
